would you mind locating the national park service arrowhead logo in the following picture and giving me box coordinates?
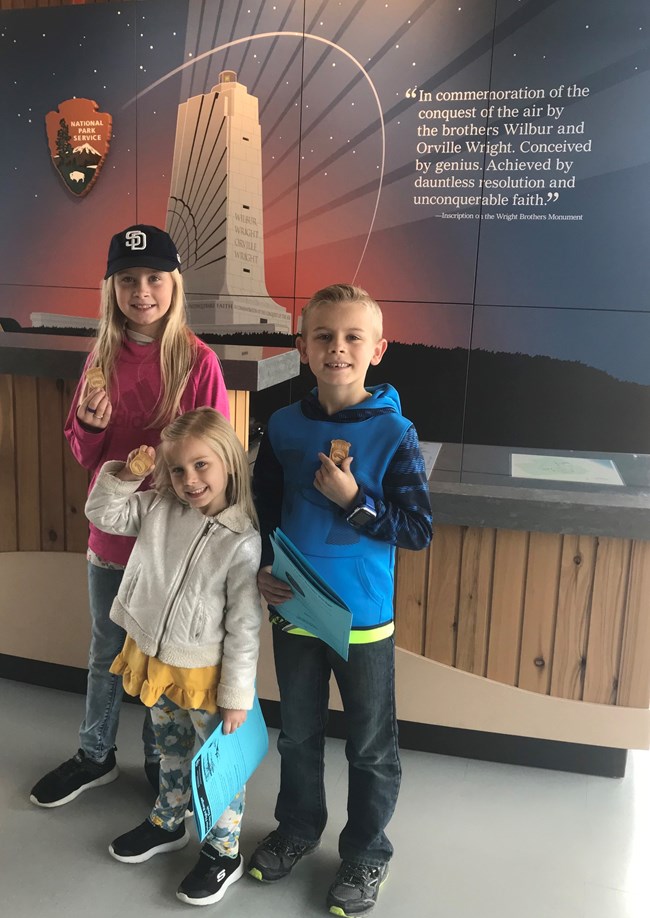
[45,98,112,197]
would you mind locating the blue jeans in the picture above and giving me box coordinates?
[78,563,158,764]
[272,627,401,867]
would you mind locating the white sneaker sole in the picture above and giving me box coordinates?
[176,857,245,906]
[30,765,120,808]
[109,828,190,864]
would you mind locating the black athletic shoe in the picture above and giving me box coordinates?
[176,847,244,905]
[326,861,389,916]
[30,749,119,808]
[109,819,189,864]
[248,830,319,882]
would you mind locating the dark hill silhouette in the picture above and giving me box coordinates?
[464,349,650,453]
[12,325,650,453]
[209,333,650,453]
[220,335,649,453]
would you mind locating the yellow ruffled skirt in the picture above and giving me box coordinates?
[110,635,220,713]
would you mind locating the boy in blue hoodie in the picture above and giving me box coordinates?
[250,284,432,916]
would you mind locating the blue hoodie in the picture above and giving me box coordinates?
[264,384,413,631]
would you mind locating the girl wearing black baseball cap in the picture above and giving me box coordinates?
[30,225,230,810]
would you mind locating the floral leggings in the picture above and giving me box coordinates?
[149,694,244,857]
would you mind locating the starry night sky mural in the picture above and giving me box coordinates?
[0,0,649,454]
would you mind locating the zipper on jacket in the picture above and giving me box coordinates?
[153,519,215,654]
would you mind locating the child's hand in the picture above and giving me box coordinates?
[314,452,359,510]
[258,565,293,605]
[221,708,247,734]
[77,387,112,430]
[116,445,156,482]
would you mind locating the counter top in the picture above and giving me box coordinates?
[426,443,650,540]
[0,332,300,392]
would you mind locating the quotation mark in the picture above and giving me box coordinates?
[546,192,560,203]
[405,86,418,99]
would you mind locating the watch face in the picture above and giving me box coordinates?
[348,506,376,528]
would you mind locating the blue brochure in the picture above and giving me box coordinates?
[190,693,268,842]
[270,528,352,660]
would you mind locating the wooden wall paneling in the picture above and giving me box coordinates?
[239,390,250,452]
[228,390,250,451]
[582,537,631,705]
[486,529,528,686]
[518,531,563,695]
[617,540,650,708]
[455,527,495,676]
[394,547,429,654]
[62,380,90,552]
[13,376,41,550]
[549,534,597,701]
[0,374,18,552]
[37,378,65,551]
[424,524,463,665]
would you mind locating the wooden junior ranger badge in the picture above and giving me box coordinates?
[129,449,154,477]
[86,367,106,390]
[329,439,351,466]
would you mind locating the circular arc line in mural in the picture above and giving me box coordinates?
[124,31,386,283]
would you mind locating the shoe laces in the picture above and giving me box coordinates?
[337,863,381,888]
[52,751,87,776]
[262,832,304,857]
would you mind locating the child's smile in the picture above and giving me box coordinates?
[163,435,229,517]
[114,267,174,338]
[297,301,387,408]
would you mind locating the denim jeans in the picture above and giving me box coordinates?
[272,627,401,867]
[78,563,158,764]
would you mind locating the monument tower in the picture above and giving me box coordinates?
[166,70,291,333]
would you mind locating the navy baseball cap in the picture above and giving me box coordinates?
[104,225,182,278]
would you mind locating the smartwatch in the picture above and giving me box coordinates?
[346,492,377,529]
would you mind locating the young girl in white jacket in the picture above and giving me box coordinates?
[85,407,263,907]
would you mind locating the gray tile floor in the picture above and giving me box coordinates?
[2,678,649,917]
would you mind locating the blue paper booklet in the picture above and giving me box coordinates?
[270,528,352,660]
[190,693,268,842]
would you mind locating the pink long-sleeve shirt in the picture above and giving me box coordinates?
[65,335,230,566]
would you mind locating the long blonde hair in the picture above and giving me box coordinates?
[154,408,258,529]
[84,269,198,428]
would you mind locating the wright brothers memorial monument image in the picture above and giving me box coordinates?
[165,69,291,335]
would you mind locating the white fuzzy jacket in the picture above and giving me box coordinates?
[85,461,263,710]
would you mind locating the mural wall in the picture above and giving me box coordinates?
[1,0,649,455]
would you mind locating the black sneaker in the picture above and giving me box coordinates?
[326,861,389,916]
[248,830,319,882]
[176,846,244,905]
[30,749,119,808]
[109,819,189,863]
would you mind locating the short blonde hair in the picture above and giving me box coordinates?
[154,407,258,528]
[300,284,383,337]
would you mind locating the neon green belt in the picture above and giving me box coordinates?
[285,620,394,645]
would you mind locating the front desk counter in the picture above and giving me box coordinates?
[392,443,650,776]
[0,331,298,718]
